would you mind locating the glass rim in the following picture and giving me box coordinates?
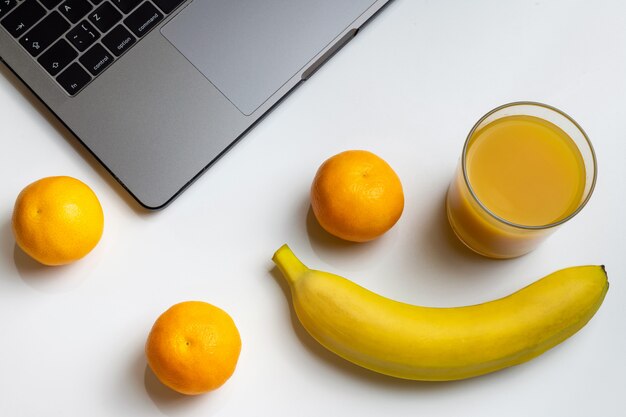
[461,101,598,231]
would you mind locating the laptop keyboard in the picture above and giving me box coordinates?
[1,0,186,95]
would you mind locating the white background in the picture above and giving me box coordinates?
[1,0,625,416]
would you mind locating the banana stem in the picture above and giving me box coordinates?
[272,244,308,284]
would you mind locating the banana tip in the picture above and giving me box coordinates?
[272,244,291,263]
[272,244,307,284]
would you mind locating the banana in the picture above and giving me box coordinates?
[272,244,608,381]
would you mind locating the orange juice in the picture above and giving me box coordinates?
[467,115,586,226]
[446,104,595,259]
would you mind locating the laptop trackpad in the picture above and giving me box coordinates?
[161,0,377,115]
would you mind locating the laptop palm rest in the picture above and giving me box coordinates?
[161,0,377,115]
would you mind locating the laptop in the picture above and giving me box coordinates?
[0,0,392,209]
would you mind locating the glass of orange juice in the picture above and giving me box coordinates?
[446,102,597,259]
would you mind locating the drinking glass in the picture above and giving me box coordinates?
[446,102,597,259]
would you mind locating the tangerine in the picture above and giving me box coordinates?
[12,176,104,266]
[145,301,242,395]
[311,150,404,242]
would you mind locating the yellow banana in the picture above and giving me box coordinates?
[272,244,608,381]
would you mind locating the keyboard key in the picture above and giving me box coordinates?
[37,39,78,76]
[110,0,140,14]
[58,0,93,24]
[19,12,71,57]
[39,0,63,10]
[88,2,121,33]
[0,0,17,20]
[79,43,113,75]
[102,24,135,56]
[57,62,91,95]
[66,20,99,51]
[89,0,104,5]
[152,0,185,14]
[124,2,162,38]
[0,0,46,38]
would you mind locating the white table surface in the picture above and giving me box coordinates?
[1,1,625,416]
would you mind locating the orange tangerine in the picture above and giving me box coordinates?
[311,150,404,242]
[12,176,104,266]
[145,301,242,395]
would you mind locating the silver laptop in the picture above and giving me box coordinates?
[0,0,391,209]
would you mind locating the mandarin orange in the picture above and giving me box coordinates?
[145,301,241,395]
[310,150,404,242]
[12,176,104,266]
